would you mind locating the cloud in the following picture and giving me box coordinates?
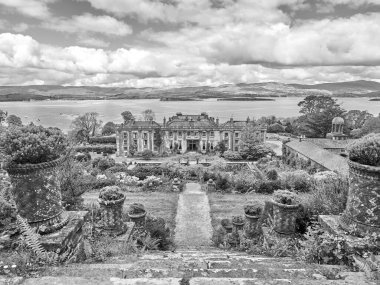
[45,13,132,36]
[78,37,110,48]
[0,0,53,19]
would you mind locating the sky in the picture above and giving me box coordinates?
[0,0,380,87]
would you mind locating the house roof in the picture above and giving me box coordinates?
[286,140,349,176]
[123,120,161,129]
[166,117,218,129]
[306,138,353,149]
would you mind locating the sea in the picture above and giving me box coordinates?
[1,97,378,132]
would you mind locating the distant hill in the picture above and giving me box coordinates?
[1,80,380,101]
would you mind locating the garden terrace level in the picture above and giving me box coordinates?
[116,112,266,156]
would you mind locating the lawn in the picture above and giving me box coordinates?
[82,190,179,229]
[207,192,271,228]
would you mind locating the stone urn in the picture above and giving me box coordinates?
[5,157,65,229]
[207,179,216,192]
[272,190,300,235]
[221,218,233,233]
[128,203,147,228]
[98,186,126,233]
[172,178,181,192]
[244,205,263,238]
[232,216,244,235]
[340,160,380,234]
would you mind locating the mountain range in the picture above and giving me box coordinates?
[1,80,380,101]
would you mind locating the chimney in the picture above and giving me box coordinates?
[163,117,166,127]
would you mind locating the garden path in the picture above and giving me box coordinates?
[174,182,213,249]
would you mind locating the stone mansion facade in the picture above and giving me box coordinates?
[116,112,267,156]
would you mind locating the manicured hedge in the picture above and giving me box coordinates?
[75,144,116,153]
[89,136,116,144]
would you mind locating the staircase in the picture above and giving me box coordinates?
[22,249,374,285]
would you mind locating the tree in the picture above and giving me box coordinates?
[267,123,284,133]
[238,124,273,160]
[357,116,380,136]
[142,109,155,121]
[71,112,102,143]
[101,121,116,135]
[297,95,345,138]
[345,110,373,131]
[6,114,22,126]
[215,141,227,155]
[0,110,7,124]
[121,111,135,123]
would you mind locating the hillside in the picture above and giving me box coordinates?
[1,80,380,101]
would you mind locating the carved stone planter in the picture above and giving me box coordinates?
[232,220,244,235]
[272,201,300,235]
[207,179,216,192]
[5,157,65,228]
[340,160,380,234]
[98,195,126,232]
[128,211,147,228]
[244,213,262,238]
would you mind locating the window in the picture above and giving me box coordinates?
[202,140,206,150]
[170,140,173,149]
[234,146,238,151]
[191,131,195,136]
[224,132,229,138]
[235,140,239,145]
[179,141,182,149]
[169,132,173,137]
[178,131,182,137]
[210,143,214,150]
[235,132,239,137]
[133,139,137,145]
[144,140,148,147]
[143,133,148,139]
[123,132,128,138]
[187,131,190,136]
[210,131,214,137]
[202,132,206,137]
[133,133,137,139]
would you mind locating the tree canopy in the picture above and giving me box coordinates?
[101,121,116,135]
[71,112,102,143]
[121,111,135,123]
[142,109,155,121]
[6,114,22,127]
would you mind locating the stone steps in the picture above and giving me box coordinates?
[20,250,376,285]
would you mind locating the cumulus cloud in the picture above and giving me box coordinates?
[45,13,132,36]
[78,37,110,48]
[0,0,53,19]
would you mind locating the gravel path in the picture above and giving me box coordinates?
[174,183,213,249]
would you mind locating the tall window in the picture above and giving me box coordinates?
[235,132,239,137]
[143,133,148,139]
[169,131,173,137]
[178,131,182,137]
[133,133,137,139]
[202,131,206,137]
[202,140,206,150]
[210,131,214,137]
[224,132,229,138]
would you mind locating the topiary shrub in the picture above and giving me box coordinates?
[266,169,278,181]
[273,190,299,205]
[223,150,243,161]
[95,157,116,172]
[99,186,124,201]
[215,173,231,192]
[141,149,154,160]
[348,133,380,166]
[145,215,173,251]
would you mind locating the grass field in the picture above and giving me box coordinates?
[207,192,271,228]
[82,191,179,229]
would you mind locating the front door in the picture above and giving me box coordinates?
[187,140,198,151]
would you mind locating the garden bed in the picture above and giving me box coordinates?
[82,191,179,229]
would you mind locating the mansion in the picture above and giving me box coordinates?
[116,112,267,156]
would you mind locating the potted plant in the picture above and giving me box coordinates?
[128,203,147,228]
[0,125,67,228]
[340,134,380,234]
[244,204,263,238]
[232,215,244,233]
[98,186,126,233]
[271,190,300,235]
[220,218,232,233]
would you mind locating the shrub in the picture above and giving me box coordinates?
[223,151,243,161]
[232,172,257,193]
[348,133,380,166]
[107,163,129,173]
[0,124,67,165]
[127,166,162,180]
[239,143,274,161]
[215,173,231,192]
[203,170,218,182]
[280,170,314,193]
[96,158,116,172]
[306,173,349,215]
[256,180,281,194]
[273,190,299,205]
[266,169,278,180]
[99,186,124,201]
[129,203,145,215]
[93,177,117,189]
[145,215,173,250]
[141,149,154,160]
[244,204,262,216]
